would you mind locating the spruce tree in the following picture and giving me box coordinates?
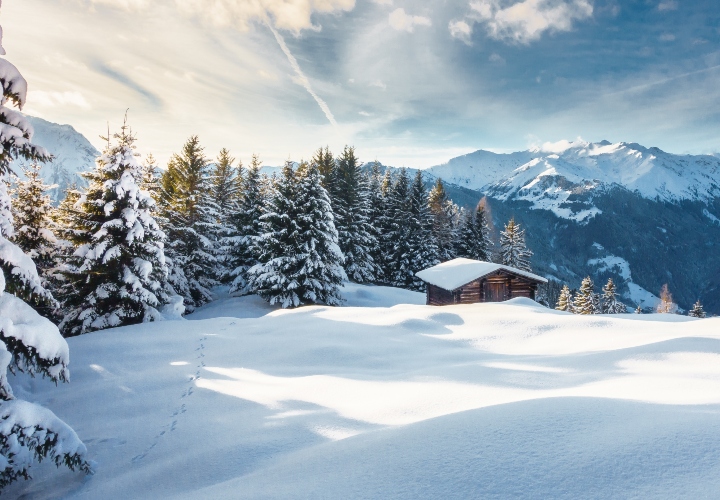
[556,284,574,312]
[139,153,161,201]
[59,119,169,336]
[158,136,218,311]
[456,201,493,262]
[332,146,378,283]
[211,148,242,283]
[247,161,346,307]
[0,20,91,487]
[383,169,412,287]
[573,277,596,315]
[688,300,706,318]
[657,284,677,314]
[404,171,439,290]
[374,169,396,284]
[366,161,385,283]
[312,146,335,192]
[228,154,265,294]
[428,178,458,262]
[635,304,643,314]
[11,162,57,282]
[499,217,532,271]
[601,278,627,314]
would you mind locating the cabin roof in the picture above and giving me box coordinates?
[415,258,548,291]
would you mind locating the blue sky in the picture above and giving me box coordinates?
[4,0,719,167]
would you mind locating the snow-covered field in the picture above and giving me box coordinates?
[7,283,720,499]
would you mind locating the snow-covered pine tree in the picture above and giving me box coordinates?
[312,146,335,192]
[456,201,493,262]
[383,169,412,287]
[247,161,346,307]
[556,284,574,312]
[227,154,264,294]
[210,148,242,283]
[332,146,377,283]
[374,169,396,284]
[428,178,458,262]
[635,304,643,314]
[573,277,596,315]
[0,14,92,486]
[10,162,57,287]
[59,118,170,336]
[688,300,706,318]
[158,136,218,311]
[403,171,439,290]
[499,217,532,272]
[366,161,385,284]
[139,153,161,201]
[601,278,627,314]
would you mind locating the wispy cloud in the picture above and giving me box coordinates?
[452,0,593,45]
[388,8,432,32]
[265,22,337,126]
[27,90,91,109]
[658,0,678,11]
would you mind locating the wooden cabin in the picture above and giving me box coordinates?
[415,258,548,306]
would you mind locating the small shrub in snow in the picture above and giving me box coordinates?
[689,300,706,318]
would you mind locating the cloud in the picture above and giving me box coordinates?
[388,8,432,32]
[489,53,506,64]
[659,33,675,42]
[175,0,356,33]
[456,0,593,45]
[658,0,678,11]
[87,0,149,11]
[26,91,91,109]
[370,80,387,90]
[449,20,473,44]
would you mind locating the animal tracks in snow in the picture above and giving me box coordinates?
[131,335,208,463]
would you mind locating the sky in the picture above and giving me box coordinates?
[3,0,720,168]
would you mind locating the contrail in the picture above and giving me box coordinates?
[265,21,338,127]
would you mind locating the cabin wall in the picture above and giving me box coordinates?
[426,271,541,305]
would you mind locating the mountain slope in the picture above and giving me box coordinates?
[13,116,98,203]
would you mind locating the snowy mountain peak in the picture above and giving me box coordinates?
[12,116,98,203]
[429,141,720,223]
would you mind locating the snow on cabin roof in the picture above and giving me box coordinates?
[415,258,548,291]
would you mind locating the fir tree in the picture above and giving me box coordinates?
[60,118,169,336]
[366,161,385,283]
[688,300,706,318]
[601,278,627,314]
[10,162,57,280]
[247,161,346,307]
[428,178,458,262]
[312,146,335,192]
[0,21,91,487]
[139,153,161,201]
[158,136,218,312]
[404,171,439,290]
[332,146,378,283]
[210,148,242,283]
[456,201,493,262]
[556,284,574,312]
[499,217,532,271]
[383,169,411,287]
[228,154,265,294]
[573,277,596,315]
[374,169,396,283]
[635,304,643,314]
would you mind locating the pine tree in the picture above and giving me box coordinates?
[10,162,57,284]
[366,161,385,283]
[688,300,706,318]
[403,171,439,290]
[499,217,532,271]
[536,279,563,308]
[657,284,677,314]
[374,169,396,283]
[456,201,493,262]
[0,21,91,487]
[573,277,596,315]
[59,118,170,336]
[210,148,242,283]
[556,284,574,312]
[428,178,458,262]
[139,153,161,201]
[247,161,346,307]
[635,304,643,314]
[601,278,626,314]
[312,146,335,192]
[332,146,378,283]
[158,136,218,312]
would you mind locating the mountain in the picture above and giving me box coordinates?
[13,116,98,203]
[427,141,720,314]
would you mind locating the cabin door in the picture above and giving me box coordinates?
[484,281,507,302]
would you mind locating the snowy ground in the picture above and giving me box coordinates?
[7,283,720,499]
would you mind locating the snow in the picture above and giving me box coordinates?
[588,255,632,281]
[5,283,720,498]
[415,257,547,291]
[428,141,720,223]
